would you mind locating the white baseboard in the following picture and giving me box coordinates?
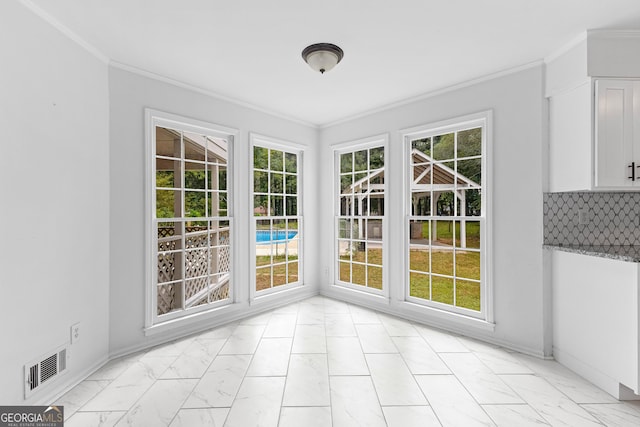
[30,355,109,406]
[554,346,638,400]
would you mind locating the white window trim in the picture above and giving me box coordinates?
[144,109,238,332]
[332,134,390,300]
[401,110,494,324]
[249,133,305,304]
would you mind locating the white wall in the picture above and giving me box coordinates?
[318,66,549,356]
[0,1,110,404]
[108,68,319,356]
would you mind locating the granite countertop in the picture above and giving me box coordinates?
[543,244,640,263]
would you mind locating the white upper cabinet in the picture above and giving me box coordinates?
[547,31,640,192]
[595,79,640,188]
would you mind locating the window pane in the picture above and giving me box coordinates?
[352,263,366,286]
[339,262,350,282]
[286,238,299,263]
[285,175,297,194]
[254,195,268,215]
[208,192,219,216]
[286,196,297,216]
[411,161,431,189]
[409,246,430,273]
[433,219,455,246]
[369,197,384,216]
[409,272,430,299]
[455,250,480,281]
[457,158,481,190]
[352,241,366,263]
[338,218,351,239]
[457,128,482,158]
[354,172,367,189]
[340,153,353,173]
[256,266,271,291]
[270,149,284,171]
[218,166,227,191]
[369,147,384,169]
[367,246,382,266]
[271,195,283,216]
[254,146,269,169]
[156,190,180,218]
[366,219,382,241]
[157,283,179,316]
[340,196,352,216]
[340,174,353,194]
[156,127,181,158]
[184,132,206,161]
[254,170,268,193]
[184,191,206,217]
[460,221,480,249]
[184,163,206,189]
[185,277,208,308]
[287,218,299,231]
[456,280,480,311]
[273,263,287,287]
[461,189,482,217]
[158,221,182,252]
[431,247,453,276]
[411,138,431,158]
[354,150,368,171]
[156,162,178,188]
[367,266,382,289]
[270,172,283,193]
[285,152,297,173]
[435,193,455,216]
[209,274,229,302]
[158,253,177,283]
[288,262,299,283]
[432,276,454,305]
[217,192,228,215]
[409,220,430,244]
[432,133,454,160]
[205,164,219,191]
[338,240,351,260]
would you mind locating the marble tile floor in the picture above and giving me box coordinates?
[56,296,640,426]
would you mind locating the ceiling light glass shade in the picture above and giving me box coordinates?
[302,43,344,74]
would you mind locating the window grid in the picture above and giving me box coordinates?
[253,145,302,292]
[154,126,231,321]
[336,146,385,291]
[408,125,484,316]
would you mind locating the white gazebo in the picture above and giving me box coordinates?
[410,149,480,247]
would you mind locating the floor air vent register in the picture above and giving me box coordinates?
[24,345,68,399]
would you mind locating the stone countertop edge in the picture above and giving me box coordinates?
[543,244,640,263]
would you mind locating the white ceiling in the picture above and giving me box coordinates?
[26,0,640,126]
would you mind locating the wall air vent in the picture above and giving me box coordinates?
[24,345,68,399]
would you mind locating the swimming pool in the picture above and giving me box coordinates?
[256,230,298,243]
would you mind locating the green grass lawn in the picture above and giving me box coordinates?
[256,254,298,291]
[420,221,480,249]
[340,247,480,311]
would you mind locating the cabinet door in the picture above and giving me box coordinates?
[595,80,635,188]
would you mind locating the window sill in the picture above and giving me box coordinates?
[398,300,496,332]
[144,302,235,337]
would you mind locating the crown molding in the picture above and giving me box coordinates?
[19,0,109,64]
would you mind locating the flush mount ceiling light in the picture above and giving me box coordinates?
[301,43,344,74]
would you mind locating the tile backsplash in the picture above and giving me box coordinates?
[543,192,640,246]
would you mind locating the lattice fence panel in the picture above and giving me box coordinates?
[218,230,231,273]
[157,226,231,315]
[210,281,229,302]
[157,284,175,316]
